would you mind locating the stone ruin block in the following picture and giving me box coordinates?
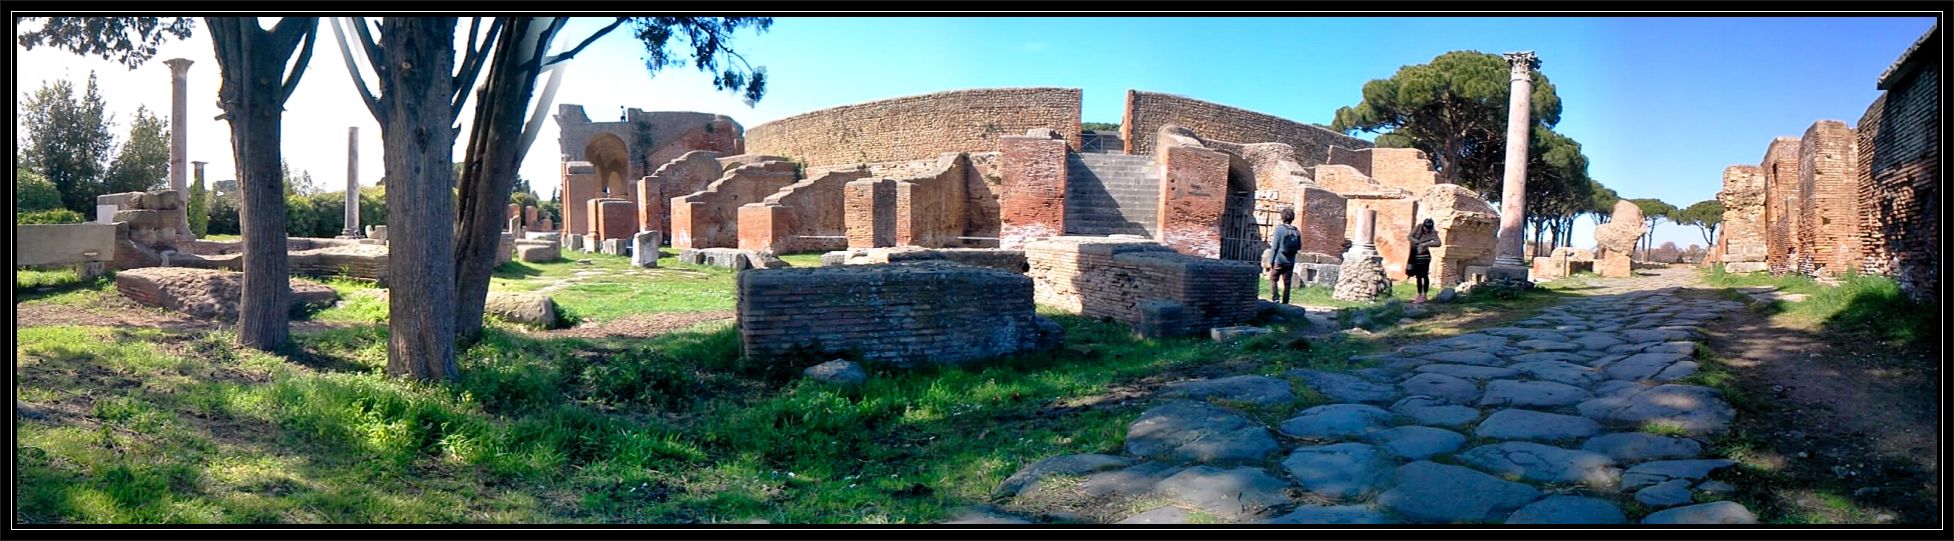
[365,225,389,242]
[823,247,1029,274]
[115,267,337,321]
[1025,236,1259,338]
[1295,262,1342,289]
[632,231,662,267]
[737,261,1063,368]
[600,238,629,257]
[680,247,787,271]
[515,239,560,263]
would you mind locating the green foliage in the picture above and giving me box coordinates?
[16,17,197,68]
[1332,50,1562,194]
[18,72,115,214]
[1628,198,1679,257]
[206,195,241,236]
[17,208,86,224]
[16,167,64,212]
[1080,121,1121,132]
[201,186,384,238]
[1676,199,1725,245]
[186,175,209,237]
[103,106,170,195]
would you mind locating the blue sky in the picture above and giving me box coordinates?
[18,16,1935,247]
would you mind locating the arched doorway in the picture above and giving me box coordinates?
[583,133,632,199]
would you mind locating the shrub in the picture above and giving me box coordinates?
[17,208,85,224]
[16,168,63,212]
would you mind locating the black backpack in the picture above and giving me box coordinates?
[1277,224,1301,257]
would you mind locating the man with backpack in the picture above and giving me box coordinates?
[1264,206,1303,304]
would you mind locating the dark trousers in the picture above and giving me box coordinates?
[1270,263,1294,304]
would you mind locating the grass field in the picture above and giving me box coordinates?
[1699,264,1934,350]
[15,251,1577,524]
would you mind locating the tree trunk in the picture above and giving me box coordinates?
[379,17,461,380]
[209,18,303,351]
[455,17,546,345]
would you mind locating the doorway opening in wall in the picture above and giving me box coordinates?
[1219,166,1262,262]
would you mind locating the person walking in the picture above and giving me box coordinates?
[1408,218,1441,303]
[1265,207,1302,304]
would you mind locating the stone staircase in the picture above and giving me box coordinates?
[1065,152,1159,237]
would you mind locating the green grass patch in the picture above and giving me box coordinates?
[1700,266,1932,350]
[15,267,115,303]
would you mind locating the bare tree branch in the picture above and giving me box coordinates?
[541,17,624,67]
[279,22,318,106]
[329,17,384,120]
[351,17,386,82]
[450,17,505,119]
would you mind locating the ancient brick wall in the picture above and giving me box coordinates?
[1418,184,1500,287]
[1858,57,1939,301]
[1120,90,1372,163]
[1761,137,1803,275]
[844,179,897,249]
[894,154,973,248]
[1716,165,1768,269]
[560,162,600,238]
[1328,147,1437,192]
[591,199,637,241]
[1347,197,1419,280]
[1796,121,1861,276]
[638,151,726,237]
[744,88,1082,168]
[1154,130,1230,258]
[1025,236,1258,338]
[736,167,871,254]
[737,261,1056,368]
[999,131,1070,250]
[670,161,798,250]
[556,105,743,177]
[1296,185,1347,258]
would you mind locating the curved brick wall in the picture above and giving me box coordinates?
[744,88,1082,167]
[1120,90,1372,166]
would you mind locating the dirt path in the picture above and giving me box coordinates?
[1692,284,1939,524]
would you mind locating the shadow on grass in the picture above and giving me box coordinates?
[491,260,546,280]
[14,273,115,303]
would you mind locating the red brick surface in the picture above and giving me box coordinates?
[998,133,1069,250]
[745,88,1082,168]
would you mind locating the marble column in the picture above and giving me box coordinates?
[1494,51,1539,270]
[1354,208,1378,257]
[165,58,194,240]
[342,126,362,237]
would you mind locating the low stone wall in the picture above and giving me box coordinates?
[823,247,1028,274]
[115,267,337,320]
[998,129,1070,249]
[1025,236,1258,338]
[737,261,1061,368]
[15,223,118,267]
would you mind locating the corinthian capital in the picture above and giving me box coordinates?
[1503,51,1539,73]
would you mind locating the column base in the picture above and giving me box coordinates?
[1487,263,1531,284]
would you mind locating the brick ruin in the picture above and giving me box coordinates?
[1715,165,1768,274]
[1025,236,1258,338]
[737,261,1061,368]
[1711,24,1938,300]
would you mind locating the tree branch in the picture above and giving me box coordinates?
[351,17,386,82]
[450,17,505,119]
[542,17,624,67]
[279,22,319,106]
[329,17,384,121]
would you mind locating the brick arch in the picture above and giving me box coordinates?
[584,133,631,197]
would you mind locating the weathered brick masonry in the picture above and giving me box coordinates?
[745,88,1083,168]
[1716,165,1768,272]
[1120,90,1372,165]
[737,167,871,254]
[1761,137,1804,275]
[737,262,1060,368]
[998,130,1070,249]
[1795,120,1860,276]
[1856,26,1939,301]
[670,161,798,250]
[1025,237,1257,338]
